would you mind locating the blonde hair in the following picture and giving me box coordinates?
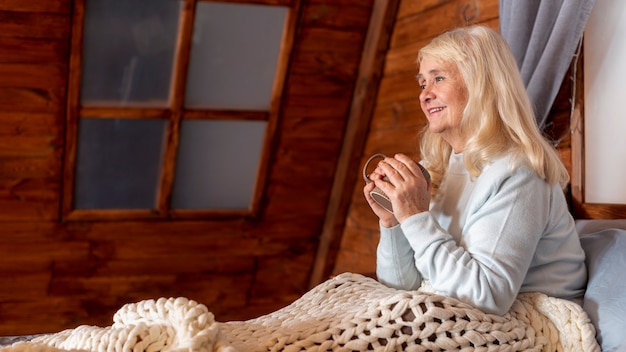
[417,25,569,195]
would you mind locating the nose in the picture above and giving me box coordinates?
[419,85,433,103]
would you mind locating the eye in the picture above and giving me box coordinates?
[416,77,426,90]
[435,76,445,82]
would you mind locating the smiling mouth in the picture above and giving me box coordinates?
[428,107,445,114]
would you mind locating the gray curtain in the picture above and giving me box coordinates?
[499,0,595,129]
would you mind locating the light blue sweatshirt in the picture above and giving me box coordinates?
[376,152,587,315]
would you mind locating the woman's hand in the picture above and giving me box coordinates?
[363,171,399,228]
[367,154,431,224]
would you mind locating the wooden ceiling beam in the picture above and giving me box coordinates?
[309,0,401,288]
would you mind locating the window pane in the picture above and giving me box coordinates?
[171,120,266,209]
[184,2,287,110]
[81,0,181,107]
[74,118,167,209]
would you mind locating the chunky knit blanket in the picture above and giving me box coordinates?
[1,273,600,352]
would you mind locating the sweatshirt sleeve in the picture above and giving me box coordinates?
[376,223,422,290]
[399,167,549,315]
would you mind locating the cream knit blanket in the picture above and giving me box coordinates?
[1,273,600,352]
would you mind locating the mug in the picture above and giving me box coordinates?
[362,153,430,214]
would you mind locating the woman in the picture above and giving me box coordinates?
[363,25,587,316]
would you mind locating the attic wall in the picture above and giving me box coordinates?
[331,0,574,277]
[0,0,374,335]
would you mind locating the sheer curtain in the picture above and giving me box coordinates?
[499,0,595,129]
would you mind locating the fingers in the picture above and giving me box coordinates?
[363,180,399,226]
[375,154,420,183]
[374,157,398,181]
[364,153,430,225]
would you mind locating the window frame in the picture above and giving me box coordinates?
[570,42,626,219]
[62,0,299,221]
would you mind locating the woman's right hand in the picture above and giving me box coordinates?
[363,170,399,228]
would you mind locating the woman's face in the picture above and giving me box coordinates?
[417,57,469,153]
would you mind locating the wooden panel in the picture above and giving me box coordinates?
[0,13,66,221]
[0,0,376,336]
[390,0,499,49]
[375,72,422,106]
[0,64,65,88]
[0,178,60,220]
[252,250,316,297]
[309,0,402,286]
[0,112,61,135]
[0,1,70,13]
[297,27,366,53]
[333,206,379,274]
[382,40,427,75]
[282,95,352,119]
[281,116,350,139]
[0,36,66,221]
[0,37,68,63]
[362,129,424,157]
[370,98,425,131]
[201,0,292,6]
[0,88,64,113]
[0,8,66,222]
[302,1,372,28]
[0,241,88,275]
[0,218,317,334]
[0,297,87,335]
[0,11,70,39]
[396,0,448,19]
[0,135,59,155]
[0,156,58,178]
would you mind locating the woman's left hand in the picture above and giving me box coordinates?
[373,153,431,223]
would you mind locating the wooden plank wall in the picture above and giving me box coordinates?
[331,0,575,277]
[0,0,375,335]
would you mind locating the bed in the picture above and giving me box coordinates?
[1,219,625,352]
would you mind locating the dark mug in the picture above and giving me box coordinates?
[362,153,430,214]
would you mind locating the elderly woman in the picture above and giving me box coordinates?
[363,25,587,316]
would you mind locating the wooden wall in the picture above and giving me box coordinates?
[331,0,575,277]
[0,0,375,335]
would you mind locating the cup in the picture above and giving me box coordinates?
[362,153,430,214]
